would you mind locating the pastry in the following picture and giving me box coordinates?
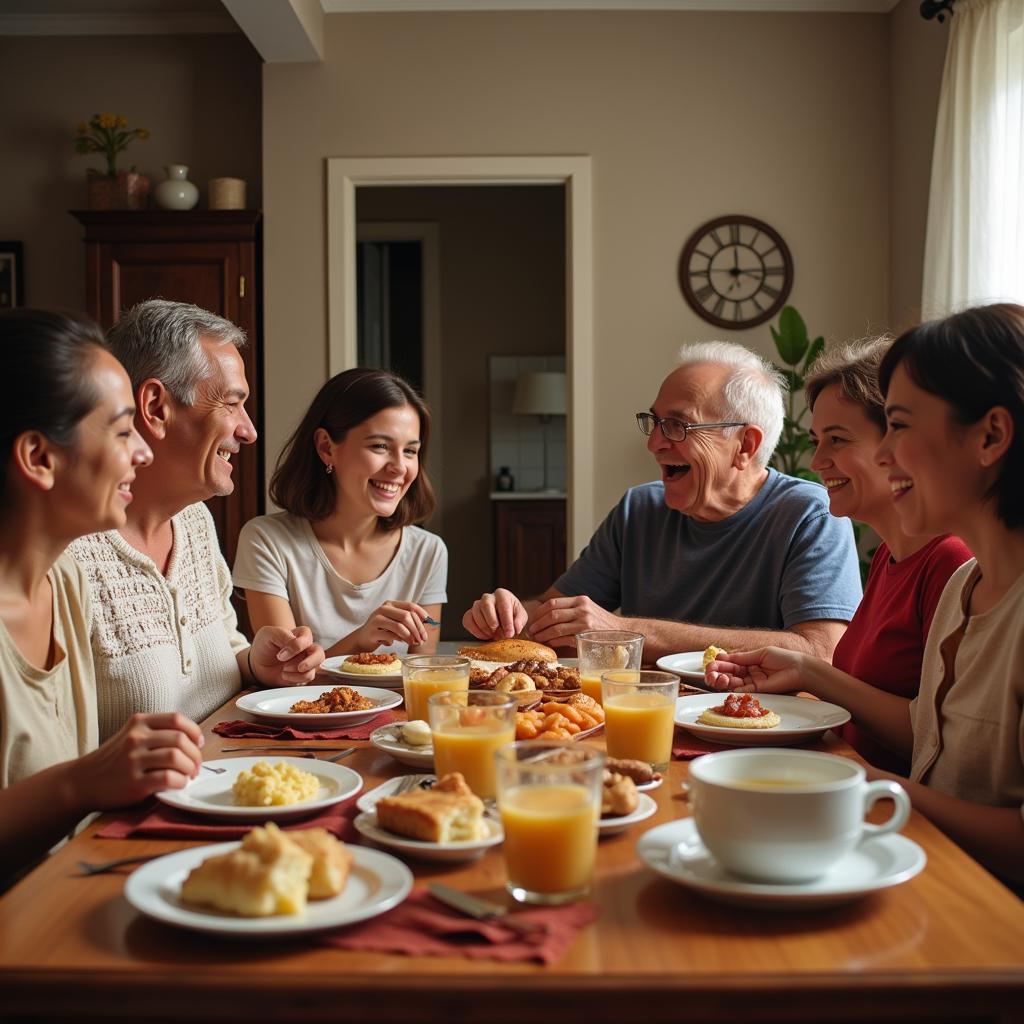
[697,692,781,729]
[602,771,639,817]
[458,638,557,664]
[180,822,312,917]
[604,756,659,785]
[287,828,353,899]
[702,645,727,669]
[375,772,487,843]
[475,660,580,691]
[341,652,401,675]
[494,671,537,693]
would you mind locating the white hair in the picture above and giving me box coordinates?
[675,340,786,467]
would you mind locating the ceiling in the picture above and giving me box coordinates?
[0,0,905,61]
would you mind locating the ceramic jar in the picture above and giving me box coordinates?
[154,164,199,210]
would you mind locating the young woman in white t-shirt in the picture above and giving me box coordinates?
[0,310,203,881]
[234,368,448,655]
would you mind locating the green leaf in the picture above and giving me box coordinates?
[802,335,825,374]
[774,306,809,366]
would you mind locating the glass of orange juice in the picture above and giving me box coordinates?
[576,630,644,704]
[495,741,604,905]
[402,655,470,724]
[428,690,517,799]
[601,669,679,771]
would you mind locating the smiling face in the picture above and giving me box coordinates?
[875,363,984,537]
[55,348,153,534]
[169,337,256,501]
[809,383,890,526]
[321,404,422,520]
[646,363,749,521]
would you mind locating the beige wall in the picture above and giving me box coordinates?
[0,32,262,310]
[888,0,950,330]
[356,184,566,625]
[263,10,891,561]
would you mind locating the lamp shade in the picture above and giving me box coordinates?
[512,371,566,417]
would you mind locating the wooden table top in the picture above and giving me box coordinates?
[2,689,1023,1024]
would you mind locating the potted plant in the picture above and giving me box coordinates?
[74,113,150,210]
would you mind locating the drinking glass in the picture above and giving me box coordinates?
[601,669,678,771]
[402,655,469,723]
[495,741,604,905]
[576,630,644,704]
[428,690,517,798]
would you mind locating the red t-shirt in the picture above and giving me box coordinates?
[832,535,972,772]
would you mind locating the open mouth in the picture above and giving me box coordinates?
[663,464,691,480]
[370,479,402,498]
[216,448,235,463]
[824,478,850,492]
[890,477,913,499]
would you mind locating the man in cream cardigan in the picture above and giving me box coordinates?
[69,300,324,740]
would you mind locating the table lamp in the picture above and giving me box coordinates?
[512,370,566,492]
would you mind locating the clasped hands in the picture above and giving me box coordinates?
[462,588,623,648]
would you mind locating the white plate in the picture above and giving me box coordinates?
[320,656,404,688]
[357,774,437,813]
[369,723,435,769]
[353,809,504,862]
[124,840,412,936]
[656,651,709,685]
[599,792,657,837]
[637,818,925,910]
[635,776,664,793]
[156,757,363,820]
[236,685,403,726]
[674,693,851,747]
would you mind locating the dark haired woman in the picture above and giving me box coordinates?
[234,368,447,655]
[707,303,1024,885]
[0,310,202,880]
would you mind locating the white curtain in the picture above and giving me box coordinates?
[922,0,1024,317]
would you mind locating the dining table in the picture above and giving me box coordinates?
[1,677,1023,1024]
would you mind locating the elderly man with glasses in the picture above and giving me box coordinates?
[464,340,861,661]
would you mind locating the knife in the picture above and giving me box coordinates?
[428,883,549,936]
[220,746,356,754]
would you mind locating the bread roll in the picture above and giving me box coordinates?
[495,672,537,693]
[458,638,557,664]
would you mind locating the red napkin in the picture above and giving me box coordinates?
[320,888,597,965]
[96,797,359,841]
[672,729,734,759]
[214,711,397,741]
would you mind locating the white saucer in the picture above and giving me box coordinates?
[635,775,663,793]
[353,810,503,862]
[637,819,926,910]
[369,724,434,769]
[599,793,657,837]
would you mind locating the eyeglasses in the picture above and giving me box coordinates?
[635,413,747,443]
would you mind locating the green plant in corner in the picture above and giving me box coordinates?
[767,305,823,482]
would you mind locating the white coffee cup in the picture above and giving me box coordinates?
[687,748,911,883]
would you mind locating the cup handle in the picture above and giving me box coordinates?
[861,779,911,840]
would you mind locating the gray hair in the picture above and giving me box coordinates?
[675,340,786,467]
[106,299,246,405]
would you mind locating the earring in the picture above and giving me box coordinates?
[324,463,334,475]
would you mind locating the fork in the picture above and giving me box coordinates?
[76,854,162,876]
[391,774,435,796]
[201,762,227,774]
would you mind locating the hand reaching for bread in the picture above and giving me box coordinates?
[462,588,529,641]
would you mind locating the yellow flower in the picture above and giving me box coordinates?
[97,113,118,129]
[76,121,88,134]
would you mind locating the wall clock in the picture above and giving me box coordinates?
[678,215,793,330]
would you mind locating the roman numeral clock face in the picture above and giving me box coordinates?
[679,215,794,329]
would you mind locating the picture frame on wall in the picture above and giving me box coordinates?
[0,241,24,309]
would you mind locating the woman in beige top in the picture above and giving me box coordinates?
[0,309,203,880]
[707,303,1024,887]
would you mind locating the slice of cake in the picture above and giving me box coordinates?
[180,822,312,917]
[287,828,353,899]
[375,772,487,843]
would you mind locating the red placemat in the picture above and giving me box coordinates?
[672,729,734,759]
[320,888,597,965]
[96,797,359,841]
[214,711,397,741]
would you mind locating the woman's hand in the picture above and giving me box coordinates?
[704,647,808,694]
[250,625,325,685]
[353,601,431,650]
[463,589,528,640]
[70,712,204,812]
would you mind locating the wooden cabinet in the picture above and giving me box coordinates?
[493,497,567,599]
[72,210,263,571]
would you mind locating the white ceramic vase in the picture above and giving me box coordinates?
[154,164,199,210]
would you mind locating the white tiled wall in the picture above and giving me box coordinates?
[489,354,567,492]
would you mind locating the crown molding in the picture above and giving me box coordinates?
[0,11,238,36]
[322,0,901,12]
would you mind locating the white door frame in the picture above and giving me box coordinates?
[326,155,594,557]
[355,221,443,533]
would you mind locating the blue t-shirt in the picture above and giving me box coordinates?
[554,470,861,630]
